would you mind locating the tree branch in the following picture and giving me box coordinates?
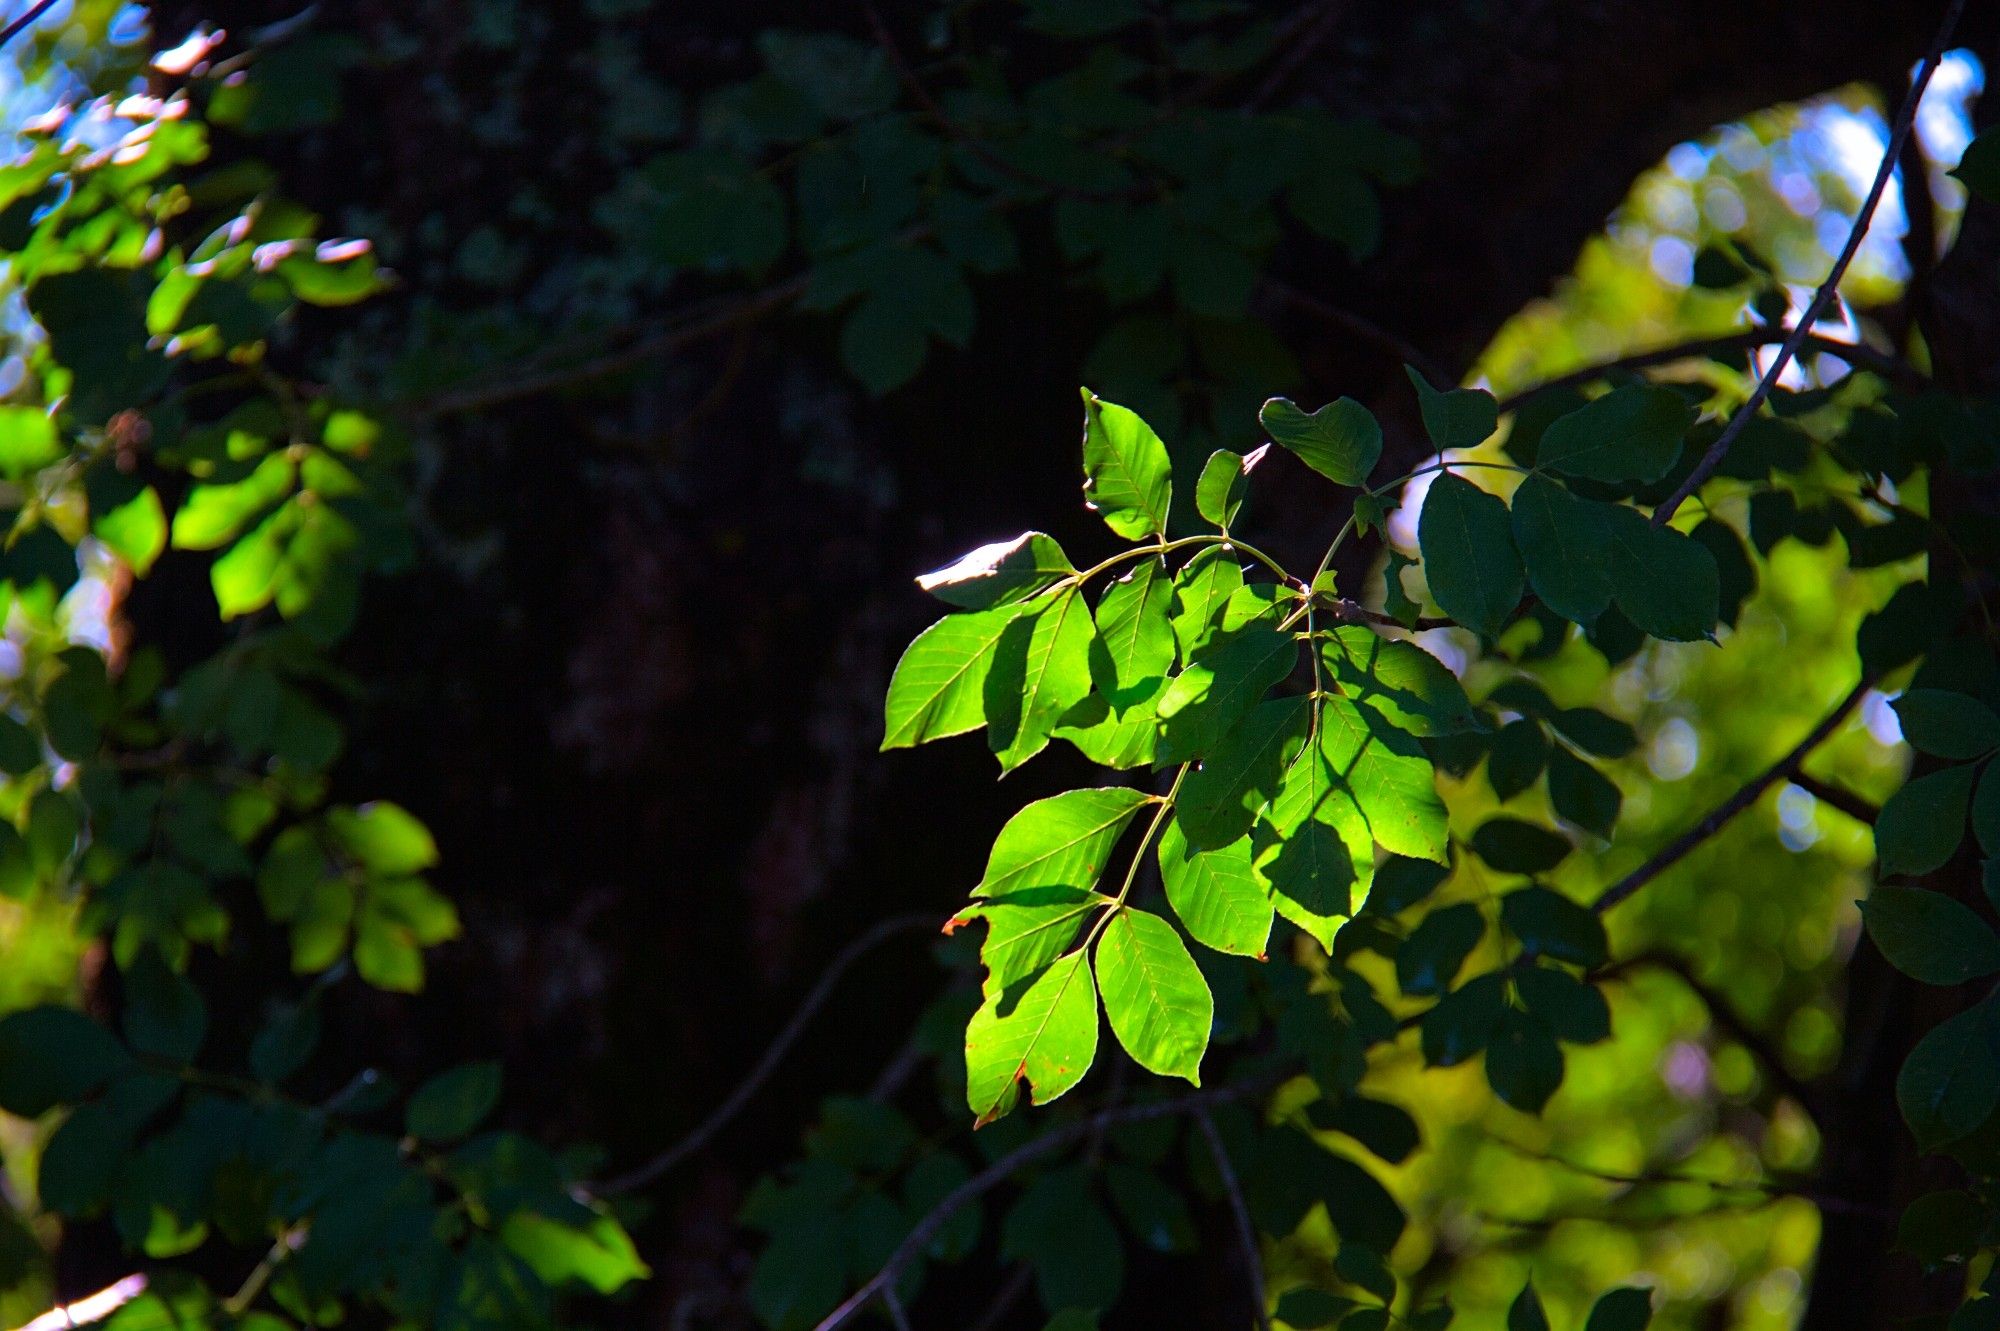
[0,0,58,49]
[1593,676,1873,913]
[1651,0,1967,526]
[593,912,937,1195]
[1196,1107,1273,1331]
[1788,771,1880,825]
[1265,279,1451,386]
[1491,328,1921,417]
[812,1079,1274,1331]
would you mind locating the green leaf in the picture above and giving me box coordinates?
[1318,628,1474,737]
[1977,763,2000,858]
[955,886,1111,998]
[1081,390,1172,540]
[881,603,1021,749]
[1275,1289,1357,1329]
[1178,695,1309,849]
[966,951,1100,1125]
[1547,746,1621,837]
[1157,818,1273,957]
[171,454,296,551]
[0,714,38,776]
[1897,999,2000,1149]
[1054,678,1166,769]
[407,1061,503,1141]
[1861,885,2000,984]
[0,406,61,477]
[1535,385,1690,483]
[1509,1284,1550,1331]
[499,1210,650,1295]
[1002,1168,1124,1312]
[974,787,1154,900]
[916,532,1075,610]
[1951,126,2000,204]
[1486,718,1550,801]
[1404,366,1497,450]
[1472,818,1572,874]
[1318,693,1449,864]
[1253,720,1372,950]
[1095,907,1212,1082]
[1421,973,1507,1066]
[1501,886,1607,967]
[1515,966,1611,1044]
[94,487,168,576]
[1169,549,1245,657]
[122,954,207,1062]
[0,1007,129,1116]
[1877,764,1978,878]
[1091,558,1176,703]
[1894,690,2000,760]
[249,1000,320,1085]
[1510,474,1613,626]
[1156,625,1295,765]
[1259,397,1382,487]
[1382,550,1421,627]
[1195,446,1265,528]
[1549,707,1638,758]
[988,586,1098,771]
[39,1103,126,1217]
[1396,902,1483,997]
[1584,1287,1654,1331]
[328,802,437,874]
[1486,1008,1565,1112]
[1419,472,1522,638]
[1363,855,1451,917]
[1308,1096,1420,1165]
[1602,507,1719,643]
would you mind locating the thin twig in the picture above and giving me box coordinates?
[411,281,804,420]
[0,0,59,48]
[813,1079,1274,1331]
[1787,771,1880,825]
[1265,279,1451,386]
[7,1276,148,1331]
[1593,677,1872,913]
[1651,0,1967,526]
[1604,951,1818,1111]
[1243,0,1345,113]
[1491,329,1920,417]
[594,912,937,1194]
[966,1266,1035,1331]
[863,2,1141,203]
[1196,1108,1272,1331]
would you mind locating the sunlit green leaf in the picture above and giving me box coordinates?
[1258,396,1381,487]
[965,951,1099,1124]
[1157,818,1272,957]
[1081,390,1172,539]
[974,786,1154,900]
[1095,907,1211,1082]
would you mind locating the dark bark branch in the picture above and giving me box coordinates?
[1491,328,1922,416]
[1788,771,1880,825]
[592,912,937,1195]
[1593,677,1873,913]
[813,1078,1276,1331]
[1196,1107,1272,1331]
[0,0,58,48]
[1652,0,1967,526]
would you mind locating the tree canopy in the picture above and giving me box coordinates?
[0,3,1995,1331]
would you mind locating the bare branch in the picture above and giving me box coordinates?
[1492,328,1921,417]
[1196,1107,1272,1331]
[1264,279,1452,387]
[593,912,937,1195]
[1244,1,1347,113]
[8,1276,148,1331]
[813,1079,1274,1331]
[1593,677,1873,914]
[1651,0,1968,526]
[1787,771,1880,825]
[0,0,59,49]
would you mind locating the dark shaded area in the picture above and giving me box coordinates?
[124,3,2000,1324]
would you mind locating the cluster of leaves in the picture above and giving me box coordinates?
[0,31,643,1331]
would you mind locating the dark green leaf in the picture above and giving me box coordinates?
[1894,690,2000,760]
[1547,745,1621,837]
[1877,764,1978,878]
[1500,886,1606,966]
[122,954,207,1063]
[1515,966,1612,1044]
[1363,855,1451,917]
[1536,385,1690,483]
[1584,1287,1654,1331]
[1977,763,2000,858]
[1486,718,1550,801]
[1308,1096,1420,1165]
[1471,819,1572,874]
[1691,518,1756,627]
[1510,474,1613,626]
[1897,1189,1986,1264]
[1259,397,1382,487]
[1318,628,1474,737]
[1549,707,1638,758]
[1951,127,2000,204]
[1861,885,2000,984]
[1404,366,1497,450]
[407,1061,503,1141]
[1486,1009,1564,1112]
[1275,1289,1357,1329]
[1508,1284,1550,1331]
[0,1007,129,1117]
[1420,973,1507,1067]
[1603,507,1719,642]
[1396,903,1484,997]
[1419,473,1522,638]
[1897,999,2000,1149]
